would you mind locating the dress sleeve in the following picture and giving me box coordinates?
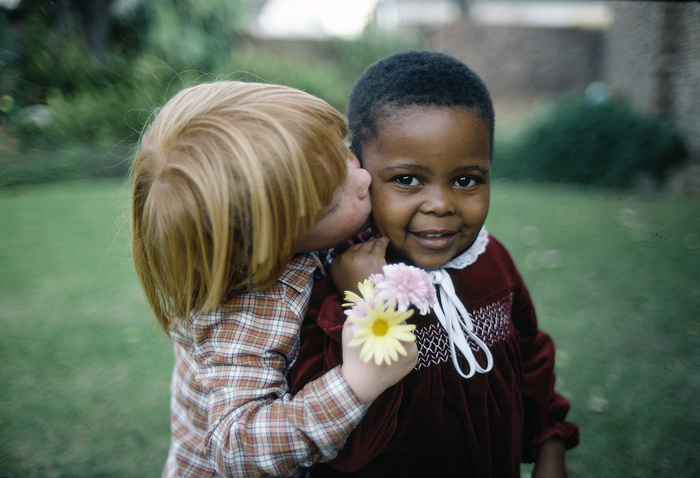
[190,290,366,477]
[290,278,404,472]
[509,264,580,461]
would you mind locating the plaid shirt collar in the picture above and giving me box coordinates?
[281,252,323,295]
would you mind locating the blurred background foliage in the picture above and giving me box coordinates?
[493,94,689,189]
[0,0,689,189]
[0,0,419,186]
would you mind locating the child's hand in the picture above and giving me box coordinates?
[339,318,417,408]
[330,236,389,296]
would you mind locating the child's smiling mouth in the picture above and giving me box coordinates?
[416,232,449,238]
[410,230,458,250]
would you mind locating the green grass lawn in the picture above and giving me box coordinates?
[1,179,699,477]
[0,179,172,477]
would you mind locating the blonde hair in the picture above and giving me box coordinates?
[131,81,349,332]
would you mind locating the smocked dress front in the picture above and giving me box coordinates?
[290,234,579,477]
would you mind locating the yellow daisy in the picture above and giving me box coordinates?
[342,279,377,308]
[347,299,417,366]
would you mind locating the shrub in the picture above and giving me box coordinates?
[493,96,689,188]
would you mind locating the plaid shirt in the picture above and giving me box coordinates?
[163,253,365,477]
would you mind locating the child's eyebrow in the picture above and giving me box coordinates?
[381,164,490,174]
[454,165,490,174]
[381,164,431,173]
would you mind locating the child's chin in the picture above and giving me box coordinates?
[412,258,450,270]
[387,251,447,270]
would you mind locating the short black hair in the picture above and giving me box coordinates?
[347,50,495,159]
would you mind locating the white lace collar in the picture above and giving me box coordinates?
[440,227,489,271]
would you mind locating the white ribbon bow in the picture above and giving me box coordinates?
[427,228,493,379]
[429,269,494,378]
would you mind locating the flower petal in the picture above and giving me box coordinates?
[344,287,420,365]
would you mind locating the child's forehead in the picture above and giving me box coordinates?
[378,104,486,132]
[370,105,489,144]
[358,104,493,174]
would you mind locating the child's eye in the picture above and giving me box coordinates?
[454,176,478,188]
[395,175,420,186]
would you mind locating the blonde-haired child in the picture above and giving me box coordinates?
[130,81,417,477]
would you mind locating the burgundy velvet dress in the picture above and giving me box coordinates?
[290,234,578,477]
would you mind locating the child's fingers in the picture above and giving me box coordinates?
[346,242,364,253]
[346,236,388,255]
[369,235,389,255]
[343,320,362,337]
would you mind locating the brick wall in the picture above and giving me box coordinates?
[603,2,662,114]
[604,2,700,154]
[672,5,700,155]
[429,3,699,180]
[430,20,604,96]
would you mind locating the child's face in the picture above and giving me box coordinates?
[296,156,372,252]
[362,106,491,270]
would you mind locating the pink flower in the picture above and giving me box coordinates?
[371,263,437,315]
[345,300,371,319]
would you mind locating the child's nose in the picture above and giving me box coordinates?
[421,186,455,216]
